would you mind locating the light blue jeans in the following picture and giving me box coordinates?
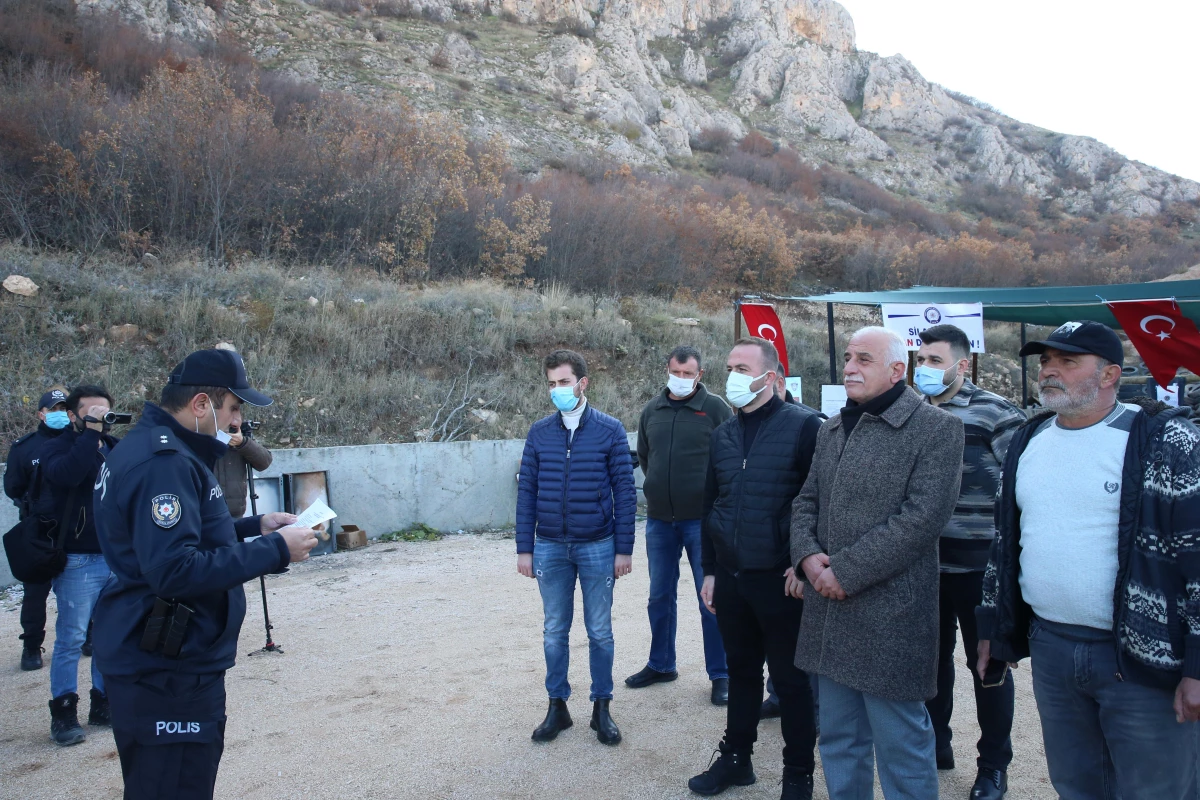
[533,536,616,702]
[50,554,110,699]
[817,674,938,800]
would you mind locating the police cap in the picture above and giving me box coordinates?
[167,349,273,407]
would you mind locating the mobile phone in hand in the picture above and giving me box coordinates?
[981,658,1008,688]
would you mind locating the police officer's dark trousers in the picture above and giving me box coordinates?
[20,580,52,646]
[105,671,227,800]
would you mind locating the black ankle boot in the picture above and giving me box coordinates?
[49,693,86,746]
[590,699,621,745]
[88,688,111,726]
[688,741,755,796]
[531,698,572,742]
[780,766,814,800]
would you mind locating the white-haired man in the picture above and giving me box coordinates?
[791,326,965,799]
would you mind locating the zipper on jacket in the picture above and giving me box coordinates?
[731,408,778,566]
[667,409,678,521]
[562,426,572,540]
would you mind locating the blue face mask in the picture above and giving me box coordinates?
[44,410,70,429]
[550,384,580,413]
[914,364,955,397]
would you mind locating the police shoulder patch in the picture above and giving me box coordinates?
[151,494,182,528]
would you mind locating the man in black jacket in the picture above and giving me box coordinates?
[627,345,733,705]
[689,337,823,800]
[4,388,69,670]
[34,384,121,746]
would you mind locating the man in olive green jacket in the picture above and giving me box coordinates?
[626,345,732,705]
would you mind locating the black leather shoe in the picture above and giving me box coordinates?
[970,768,1007,800]
[21,644,44,671]
[759,697,781,720]
[710,678,729,706]
[625,665,678,688]
[87,688,111,726]
[590,700,621,745]
[780,766,814,800]
[936,746,955,770]
[688,741,755,796]
[531,699,572,742]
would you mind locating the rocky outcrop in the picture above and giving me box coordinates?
[89,0,1199,219]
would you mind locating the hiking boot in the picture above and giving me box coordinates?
[49,693,86,746]
[21,644,44,671]
[590,699,621,745]
[688,741,755,796]
[780,766,814,800]
[87,688,111,726]
[531,698,572,742]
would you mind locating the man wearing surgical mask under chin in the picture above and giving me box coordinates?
[913,324,1024,800]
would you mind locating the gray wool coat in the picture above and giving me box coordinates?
[790,385,964,702]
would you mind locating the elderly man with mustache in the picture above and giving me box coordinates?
[977,320,1200,800]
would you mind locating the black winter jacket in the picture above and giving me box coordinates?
[701,397,822,574]
[636,384,732,521]
[31,426,119,553]
[4,423,66,517]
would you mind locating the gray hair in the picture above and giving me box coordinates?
[850,326,908,366]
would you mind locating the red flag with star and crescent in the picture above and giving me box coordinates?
[1107,299,1200,388]
[740,303,789,375]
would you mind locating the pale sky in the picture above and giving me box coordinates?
[837,0,1200,183]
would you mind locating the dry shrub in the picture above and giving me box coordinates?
[691,126,734,153]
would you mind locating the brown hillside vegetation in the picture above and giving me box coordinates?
[1,0,1198,297]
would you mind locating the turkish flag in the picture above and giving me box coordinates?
[1107,299,1200,388]
[740,303,789,375]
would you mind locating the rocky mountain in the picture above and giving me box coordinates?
[78,0,1199,218]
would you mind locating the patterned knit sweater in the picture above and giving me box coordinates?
[977,399,1200,690]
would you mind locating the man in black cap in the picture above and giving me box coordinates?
[92,349,318,799]
[4,388,70,670]
[978,320,1200,800]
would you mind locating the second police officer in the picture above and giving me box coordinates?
[92,349,318,800]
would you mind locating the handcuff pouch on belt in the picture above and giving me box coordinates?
[138,597,194,658]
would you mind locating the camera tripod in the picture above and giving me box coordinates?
[246,449,283,655]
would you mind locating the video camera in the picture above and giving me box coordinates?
[240,420,261,437]
[83,411,134,425]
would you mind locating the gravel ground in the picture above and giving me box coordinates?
[0,526,1055,799]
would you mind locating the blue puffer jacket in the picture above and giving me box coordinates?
[516,404,637,555]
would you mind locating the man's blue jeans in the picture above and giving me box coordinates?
[1029,616,1197,800]
[817,674,938,800]
[533,536,616,702]
[50,554,110,699]
[644,517,727,680]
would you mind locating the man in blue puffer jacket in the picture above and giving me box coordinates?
[517,349,637,747]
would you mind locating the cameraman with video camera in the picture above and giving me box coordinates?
[213,418,272,519]
[33,384,123,746]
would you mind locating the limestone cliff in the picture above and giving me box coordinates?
[80,0,1199,218]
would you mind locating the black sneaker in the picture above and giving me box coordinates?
[970,768,1008,800]
[87,688,111,726]
[21,644,44,671]
[780,766,814,800]
[49,693,86,746]
[688,741,755,796]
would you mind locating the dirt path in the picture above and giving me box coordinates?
[0,527,1053,799]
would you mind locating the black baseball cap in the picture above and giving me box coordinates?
[1019,320,1124,367]
[39,389,68,410]
[167,349,273,407]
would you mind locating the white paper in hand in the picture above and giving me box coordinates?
[294,498,337,528]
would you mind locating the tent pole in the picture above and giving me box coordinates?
[1020,323,1028,408]
[826,303,837,385]
[735,299,743,342]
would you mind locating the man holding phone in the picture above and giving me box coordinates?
[914,325,1024,800]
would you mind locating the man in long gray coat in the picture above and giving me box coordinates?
[791,326,964,800]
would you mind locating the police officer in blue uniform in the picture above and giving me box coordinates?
[4,388,70,670]
[92,349,317,800]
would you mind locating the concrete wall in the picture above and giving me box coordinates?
[0,434,641,587]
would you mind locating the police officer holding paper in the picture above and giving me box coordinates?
[92,349,317,800]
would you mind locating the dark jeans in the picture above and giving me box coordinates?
[925,571,1014,771]
[1029,617,1197,800]
[20,580,52,647]
[713,564,816,772]
[644,518,727,679]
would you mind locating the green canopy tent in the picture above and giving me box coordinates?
[737,279,1200,405]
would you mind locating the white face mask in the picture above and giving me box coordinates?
[666,373,697,397]
[196,400,233,445]
[726,371,769,409]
